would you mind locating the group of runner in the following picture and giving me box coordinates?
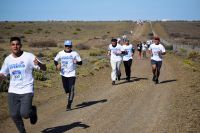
[0,35,165,133]
[108,36,166,85]
[136,40,152,59]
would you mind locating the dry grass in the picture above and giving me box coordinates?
[155,21,200,44]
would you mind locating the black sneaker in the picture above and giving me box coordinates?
[117,76,121,81]
[155,79,159,84]
[30,106,38,125]
[126,77,130,82]
[66,102,72,111]
[66,105,71,111]
[152,75,156,81]
[112,81,115,85]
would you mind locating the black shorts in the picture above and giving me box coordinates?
[151,60,162,69]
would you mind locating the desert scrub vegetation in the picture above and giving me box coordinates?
[89,50,105,56]
[180,51,200,71]
[165,45,173,51]
[0,77,9,92]
[33,70,48,81]
[188,51,200,62]
[29,40,57,47]
[24,29,33,34]
[75,43,90,50]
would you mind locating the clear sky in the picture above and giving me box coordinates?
[0,0,199,21]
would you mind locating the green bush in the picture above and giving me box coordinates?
[89,50,105,56]
[165,45,173,51]
[24,30,33,34]
[73,32,78,35]
[0,77,9,92]
[33,70,47,81]
[180,48,187,53]
[188,51,200,62]
[188,51,199,59]
[46,62,56,73]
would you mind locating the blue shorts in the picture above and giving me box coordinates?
[151,60,162,69]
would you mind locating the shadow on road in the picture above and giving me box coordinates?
[115,77,148,85]
[159,79,177,84]
[41,122,90,133]
[71,99,107,110]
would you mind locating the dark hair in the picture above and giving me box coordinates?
[125,39,129,42]
[111,38,117,42]
[10,37,21,44]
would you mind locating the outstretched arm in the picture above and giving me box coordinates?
[34,58,47,71]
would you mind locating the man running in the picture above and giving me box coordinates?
[108,38,123,85]
[0,37,46,133]
[142,41,148,58]
[137,41,142,59]
[122,39,135,82]
[54,40,82,111]
[149,36,166,84]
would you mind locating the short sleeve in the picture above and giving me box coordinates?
[148,45,152,50]
[0,58,9,76]
[108,45,111,51]
[161,45,166,53]
[75,52,81,62]
[54,52,60,62]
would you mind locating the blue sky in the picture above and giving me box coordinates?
[0,0,199,21]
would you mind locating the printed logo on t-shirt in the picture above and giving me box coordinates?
[9,61,25,69]
[12,70,23,81]
[9,62,26,81]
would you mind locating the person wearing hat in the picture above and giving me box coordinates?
[148,36,166,84]
[122,39,135,82]
[54,40,82,110]
[0,37,46,133]
[108,38,124,85]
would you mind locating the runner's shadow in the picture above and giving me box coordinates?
[159,79,177,84]
[121,76,137,80]
[134,77,148,81]
[41,122,90,133]
[72,99,107,110]
[115,77,148,85]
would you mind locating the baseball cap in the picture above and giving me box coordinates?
[64,40,72,46]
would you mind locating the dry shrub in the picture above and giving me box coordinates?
[75,44,90,50]
[29,40,57,48]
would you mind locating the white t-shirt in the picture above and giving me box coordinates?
[54,50,81,77]
[122,44,134,61]
[146,40,153,45]
[142,44,148,51]
[0,52,40,94]
[149,43,166,61]
[108,44,123,62]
